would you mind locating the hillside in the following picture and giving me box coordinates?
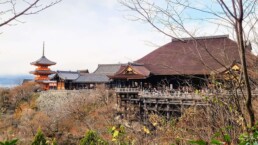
[1,83,258,144]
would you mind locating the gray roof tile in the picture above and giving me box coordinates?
[93,64,122,75]
[73,74,110,83]
[54,71,80,80]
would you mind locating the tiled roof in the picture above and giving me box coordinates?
[93,64,122,75]
[136,35,257,75]
[109,63,150,79]
[31,56,56,66]
[54,71,80,80]
[73,73,110,83]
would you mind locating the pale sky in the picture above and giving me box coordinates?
[0,0,169,75]
[0,0,256,76]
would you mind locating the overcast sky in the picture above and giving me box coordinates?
[0,0,170,76]
[1,0,256,76]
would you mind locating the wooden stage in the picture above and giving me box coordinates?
[115,88,258,120]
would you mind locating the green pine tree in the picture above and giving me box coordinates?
[79,130,108,145]
[31,129,47,145]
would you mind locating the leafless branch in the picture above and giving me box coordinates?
[0,0,62,28]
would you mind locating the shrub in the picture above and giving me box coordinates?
[0,138,18,145]
[0,88,11,112]
[79,130,108,145]
[31,129,47,145]
[239,127,258,145]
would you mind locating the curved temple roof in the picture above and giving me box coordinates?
[93,64,122,75]
[108,63,151,80]
[52,71,80,80]
[31,56,56,66]
[136,35,257,75]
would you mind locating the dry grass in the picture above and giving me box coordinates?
[2,83,258,144]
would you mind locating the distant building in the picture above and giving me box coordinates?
[51,70,80,90]
[30,43,57,90]
[51,64,122,90]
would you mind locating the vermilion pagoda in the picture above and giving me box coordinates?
[30,43,56,90]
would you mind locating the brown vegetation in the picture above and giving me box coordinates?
[2,82,258,144]
[0,84,119,144]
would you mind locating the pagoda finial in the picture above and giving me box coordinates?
[43,41,45,56]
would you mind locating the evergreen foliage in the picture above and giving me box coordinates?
[0,139,18,145]
[79,130,108,145]
[31,129,47,145]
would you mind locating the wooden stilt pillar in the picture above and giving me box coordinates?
[180,100,184,116]
[117,94,119,108]
[155,98,158,112]
[166,103,170,120]
[125,93,128,119]
[181,100,184,116]
[120,94,123,109]
[143,98,147,124]
[139,99,143,121]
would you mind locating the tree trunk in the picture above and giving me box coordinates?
[236,20,255,128]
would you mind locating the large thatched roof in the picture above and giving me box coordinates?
[136,35,257,75]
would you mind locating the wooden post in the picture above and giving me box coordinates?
[180,100,184,115]
[155,98,158,112]
[166,102,170,120]
[120,94,123,109]
[117,93,119,108]
[139,99,143,121]
[180,99,184,115]
[144,98,147,124]
[125,93,128,119]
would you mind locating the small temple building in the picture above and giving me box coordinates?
[30,43,57,90]
[50,64,122,90]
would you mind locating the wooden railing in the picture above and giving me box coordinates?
[115,88,141,93]
[139,91,204,99]
[115,87,258,99]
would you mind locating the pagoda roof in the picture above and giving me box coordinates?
[136,35,258,75]
[31,56,56,66]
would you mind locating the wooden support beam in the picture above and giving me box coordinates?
[166,104,170,120]
[116,90,210,122]
[143,98,147,124]
[155,98,158,112]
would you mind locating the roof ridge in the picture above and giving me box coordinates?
[98,64,123,66]
[128,62,145,66]
[57,70,78,73]
[172,35,229,42]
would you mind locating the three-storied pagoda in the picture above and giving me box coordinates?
[30,43,56,90]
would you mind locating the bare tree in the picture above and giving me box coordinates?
[0,0,62,28]
[120,0,258,131]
